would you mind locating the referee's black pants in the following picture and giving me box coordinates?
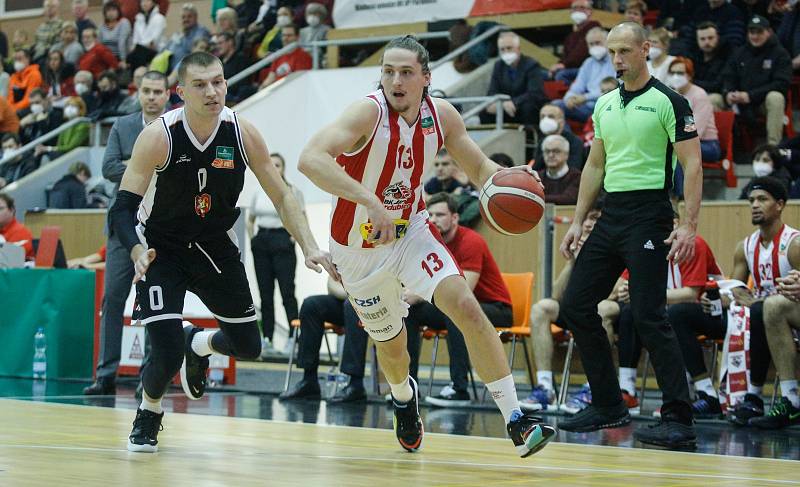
[560,190,691,409]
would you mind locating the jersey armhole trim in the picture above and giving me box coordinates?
[342,96,383,157]
[155,117,172,173]
[232,111,250,166]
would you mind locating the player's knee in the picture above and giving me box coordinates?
[452,294,485,329]
[763,294,791,328]
[597,299,619,320]
[221,321,261,359]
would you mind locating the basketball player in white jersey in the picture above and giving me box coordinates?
[726,177,800,426]
[108,52,336,452]
[298,35,556,457]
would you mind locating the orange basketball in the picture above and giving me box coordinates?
[479,169,546,235]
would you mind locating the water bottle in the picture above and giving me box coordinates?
[209,367,224,386]
[32,327,47,379]
[706,280,722,317]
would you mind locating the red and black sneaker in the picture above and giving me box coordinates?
[391,377,423,452]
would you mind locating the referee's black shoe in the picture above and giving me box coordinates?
[507,413,557,457]
[181,324,209,400]
[634,400,696,450]
[392,377,423,452]
[127,408,164,453]
[557,401,631,432]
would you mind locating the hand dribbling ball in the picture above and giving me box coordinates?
[479,168,545,235]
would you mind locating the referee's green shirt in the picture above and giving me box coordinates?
[592,77,698,192]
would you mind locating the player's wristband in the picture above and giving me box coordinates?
[108,190,143,253]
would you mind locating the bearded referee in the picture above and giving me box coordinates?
[557,21,702,449]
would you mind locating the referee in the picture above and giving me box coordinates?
[557,22,701,449]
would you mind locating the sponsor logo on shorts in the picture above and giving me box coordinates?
[382,181,412,211]
[354,295,381,307]
[371,322,394,335]
[357,306,389,322]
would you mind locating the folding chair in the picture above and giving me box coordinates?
[283,319,346,396]
[421,326,478,401]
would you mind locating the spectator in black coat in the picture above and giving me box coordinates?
[49,161,91,208]
[777,4,800,73]
[691,22,731,100]
[213,31,253,103]
[18,88,64,145]
[0,133,37,187]
[533,103,585,171]
[721,15,792,145]
[89,70,126,120]
[480,31,546,127]
[676,0,747,53]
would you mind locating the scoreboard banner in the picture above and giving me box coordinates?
[332,0,571,30]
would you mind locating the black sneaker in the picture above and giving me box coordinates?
[507,413,557,458]
[279,378,322,401]
[691,391,723,419]
[425,385,471,408]
[180,324,209,400]
[634,400,696,449]
[558,401,631,432]
[750,397,800,430]
[392,377,423,452]
[127,408,164,453]
[83,377,116,396]
[727,393,764,426]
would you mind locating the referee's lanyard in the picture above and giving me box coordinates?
[752,224,784,290]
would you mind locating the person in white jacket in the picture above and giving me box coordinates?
[129,0,165,72]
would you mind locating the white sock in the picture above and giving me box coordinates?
[536,371,553,392]
[748,384,763,395]
[619,367,637,396]
[780,380,800,407]
[191,330,217,357]
[486,374,523,424]
[389,375,413,403]
[140,391,163,414]
[694,377,717,398]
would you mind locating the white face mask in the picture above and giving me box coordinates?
[64,105,80,119]
[306,14,320,27]
[667,74,689,90]
[649,47,663,60]
[13,61,25,72]
[3,148,19,159]
[753,161,774,177]
[589,45,607,60]
[30,103,44,114]
[500,52,519,66]
[539,117,559,135]
[75,83,89,95]
[276,14,290,27]
[570,10,588,25]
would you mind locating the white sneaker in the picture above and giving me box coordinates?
[260,338,281,360]
[281,336,296,357]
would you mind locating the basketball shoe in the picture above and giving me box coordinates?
[727,393,764,426]
[750,397,800,430]
[507,414,557,457]
[520,385,555,412]
[181,324,209,400]
[691,391,723,419]
[127,408,164,453]
[392,377,423,452]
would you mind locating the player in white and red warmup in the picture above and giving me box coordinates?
[299,35,556,457]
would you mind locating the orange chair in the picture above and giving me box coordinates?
[496,272,536,386]
[702,111,736,188]
[283,319,345,394]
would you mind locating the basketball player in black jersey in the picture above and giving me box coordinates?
[108,52,336,452]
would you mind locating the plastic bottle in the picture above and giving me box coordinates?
[706,280,722,317]
[33,327,47,379]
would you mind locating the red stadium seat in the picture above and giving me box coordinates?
[702,111,736,188]
[543,80,569,100]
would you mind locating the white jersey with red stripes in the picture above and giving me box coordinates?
[331,89,443,247]
[744,223,800,297]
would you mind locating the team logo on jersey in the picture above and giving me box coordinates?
[382,181,412,210]
[212,146,235,169]
[421,116,435,135]
[176,154,192,165]
[195,193,211,217]
[683,115,696,133]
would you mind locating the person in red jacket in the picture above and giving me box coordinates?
[258,24,311,89]
[79,27,119,79]
[0,193,34,260]
[8,48,44,112]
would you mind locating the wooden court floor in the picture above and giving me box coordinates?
[0,399,797,486]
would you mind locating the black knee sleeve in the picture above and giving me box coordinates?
[748,302,771,386]
[212,320,261,360]
[142,320,185,399]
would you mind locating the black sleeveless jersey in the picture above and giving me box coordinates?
[136,106,250,247]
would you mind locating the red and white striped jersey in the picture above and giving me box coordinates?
[331,89,444,247]
[744,224,799,297]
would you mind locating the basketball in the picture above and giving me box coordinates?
[479,169,545,235]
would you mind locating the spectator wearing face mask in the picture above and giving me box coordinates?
[299,2,330,53]
[646,28,676,84]
[739,144,794,199]
[18,88,63,145]
[481,31,546,127]
[534,103,585,170]
[553,27,615,123]
[72,69,97,113]
[256,5,291,59]
[8,48,43,112]
[549,0,601,84]
[34,96,89,161]
[0,133,36,187]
